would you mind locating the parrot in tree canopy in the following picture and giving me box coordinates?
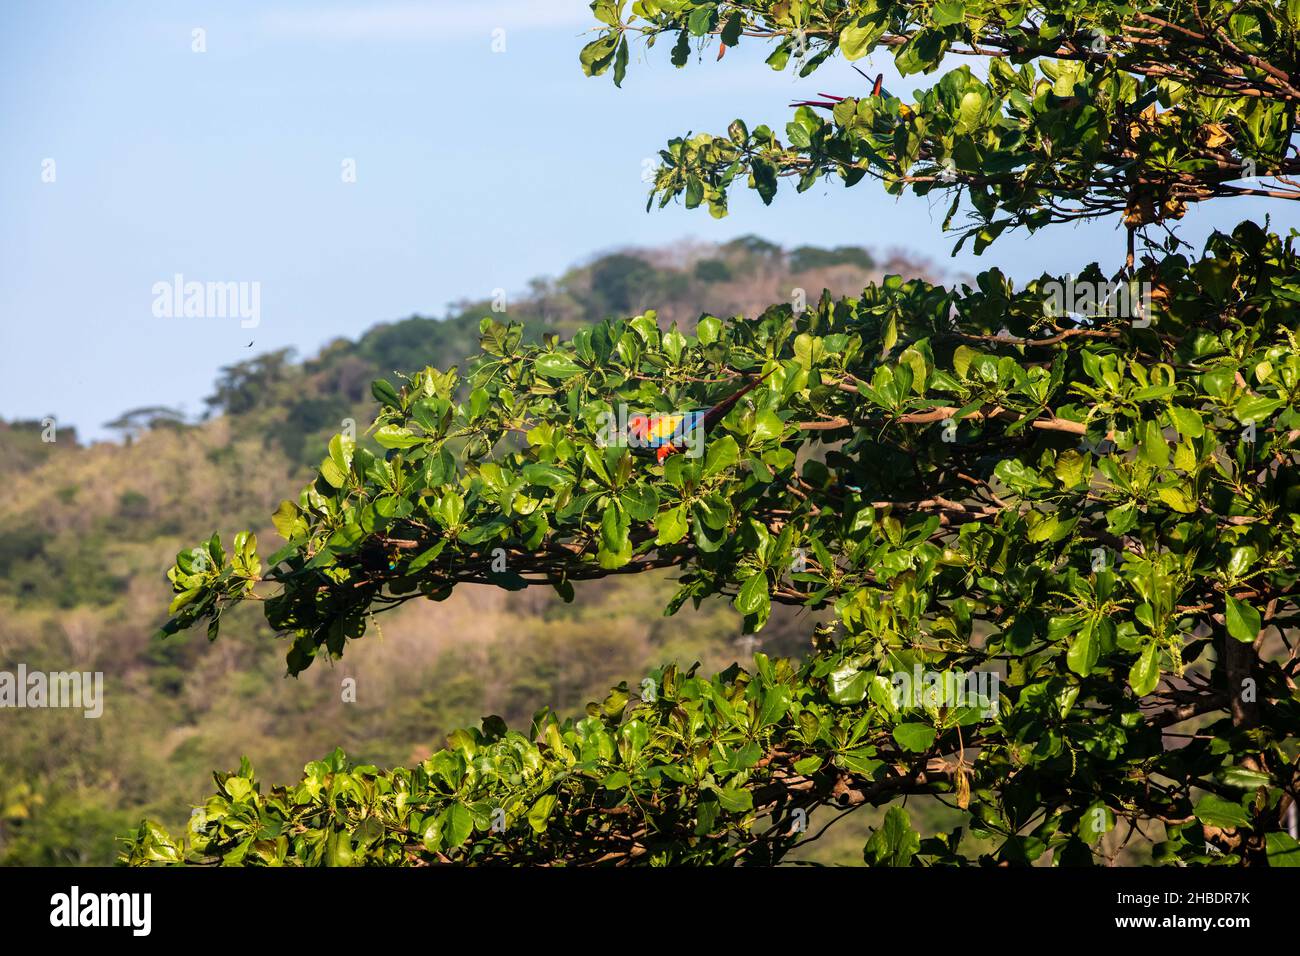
[627,370,772,464]
[790,67,885,110]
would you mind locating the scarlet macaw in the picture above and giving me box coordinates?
[790,70,885,110]
[627,371,771,464]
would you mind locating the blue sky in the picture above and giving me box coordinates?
[1,1,1291,442]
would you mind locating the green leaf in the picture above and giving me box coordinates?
[527,794,558,834]
[891,722,936,753]
[1220,766,1272,789]
[735,573,770,617]
[757,687,790,728]
[654,505,688,545]
[1225,595,1261,643]
[535,353,584,379]
[1128,643,1160,697]
[863,807,920,866]
[603,684,631,717]
[168,587,203,615]
[794,333,825,370]
[882,314,898,353]
[1156,485,1196,513]
[601,502,628,552]
[1226,546,1258,584]
[1200,368,1235,400]
[697,315,722,345]
[579,34,619,77]
[612,35,629,88]
[420,819,442,853]
[703,435,740,476]
[271,499,305,540]
[1054,449,1086,487]
[671,28,691,67]
[583,444,612,485]
[751,409,784,443]
[1138,420,1169,468]
[1193,794,1251,829]
[621,484,659,522]
[590,1,620,27]
[751,157,777,204]
[714,785,753,813]
[1066,620,1100,676]
[444,802,474,848]
[374,425,423,449]
[828,662,868,704]
[1266,832,1300,866]
[840,16,886,61]
[321,433,355,488]
[1168,406,1204,438]
[687,5,716,36]
[839,747,882,777]
[1234,394,1282,424]
[371,379,401,408]
[952,345,976,378]
[931,0,965,27]
[407,541,446,574]
[325,829,354,867]
[793,755,823,775]
[720,12,742,47]
[522,463,573,491]
[1079,801,1115,844]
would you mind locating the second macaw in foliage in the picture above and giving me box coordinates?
[627,370,771,464]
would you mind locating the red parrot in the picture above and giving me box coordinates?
[627,370,772,464]
[790,70,885,110]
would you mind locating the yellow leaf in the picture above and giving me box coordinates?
[1200,123,1230,149]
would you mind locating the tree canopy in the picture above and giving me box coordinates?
[126,0,1299,867]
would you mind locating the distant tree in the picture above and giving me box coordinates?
[693,258,734,282]
[723,235,783,260]
[204,350,296,418]
[103,406,187,442]
[588,253,662,316]
[789,245,876,273]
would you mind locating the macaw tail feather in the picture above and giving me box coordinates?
[702,367,775,431]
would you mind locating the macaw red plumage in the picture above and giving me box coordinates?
[627,370,772,464]
[790,70,885,110]
[627,411,701,463]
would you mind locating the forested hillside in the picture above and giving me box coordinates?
[0,237,924,865]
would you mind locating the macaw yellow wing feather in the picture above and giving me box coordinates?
[647,414,684,442]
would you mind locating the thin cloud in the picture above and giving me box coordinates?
[261,1,595,40]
